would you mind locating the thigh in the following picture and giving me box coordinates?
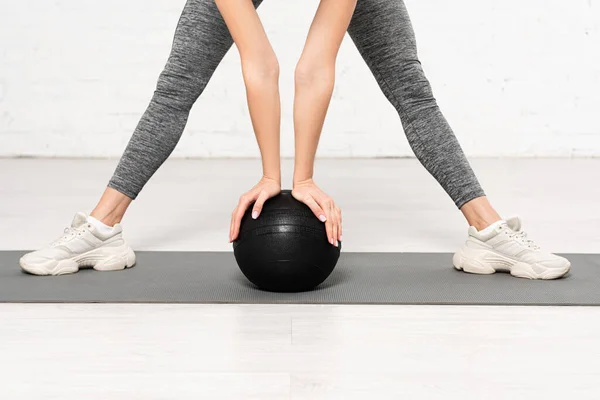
[166,0,265,77]
[347,0,418,71]
[346,0,435,116]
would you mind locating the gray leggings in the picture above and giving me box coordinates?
[109,0,485,209]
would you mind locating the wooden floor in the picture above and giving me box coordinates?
[2,304,600,399]
[1,158,599,398]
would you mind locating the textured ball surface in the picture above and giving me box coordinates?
[233,190,341,292]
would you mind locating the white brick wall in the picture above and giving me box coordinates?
[1,0,599,158]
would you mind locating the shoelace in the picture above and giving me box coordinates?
[507,230,540,250]
[52,227,79,246]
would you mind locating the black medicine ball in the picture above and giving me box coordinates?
[233,190,341,292]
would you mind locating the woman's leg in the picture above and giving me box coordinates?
[346,0,570,279]
[92,0,264,226]
[347,0,500,229]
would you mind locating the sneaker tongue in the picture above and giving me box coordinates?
[506,217,522,232]
[71,212,88,228]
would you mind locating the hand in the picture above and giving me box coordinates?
[292,179,342,247]
[230,176,281,242]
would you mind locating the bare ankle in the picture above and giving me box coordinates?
[89,210,122,227]
[90,187,133,227]
[471,217,503,232]
[460,196,502,231]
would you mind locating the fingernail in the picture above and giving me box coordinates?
[335,240,339,247]
[252,211,258,219]
[329,237,333,245]
[340,236,343,242]
[319,215,327,222]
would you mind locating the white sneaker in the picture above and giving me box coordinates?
[20,212,136,276]
[453,217,570,280]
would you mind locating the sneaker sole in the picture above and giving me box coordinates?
[453,247,570,280]
[20,245,136,276]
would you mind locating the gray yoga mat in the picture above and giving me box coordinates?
[1,251,599,305]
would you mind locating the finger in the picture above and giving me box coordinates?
[303,196,327,223]
[325,216,334,246]
[232,194,255,241]
[230,206,242,242]
[328,203,338,247]
[229,209,237,242]
[332,220,338,247]
[336,207,343,242]
[319,198,335,246]
[233,193,257,238]
[252,190,269,219]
